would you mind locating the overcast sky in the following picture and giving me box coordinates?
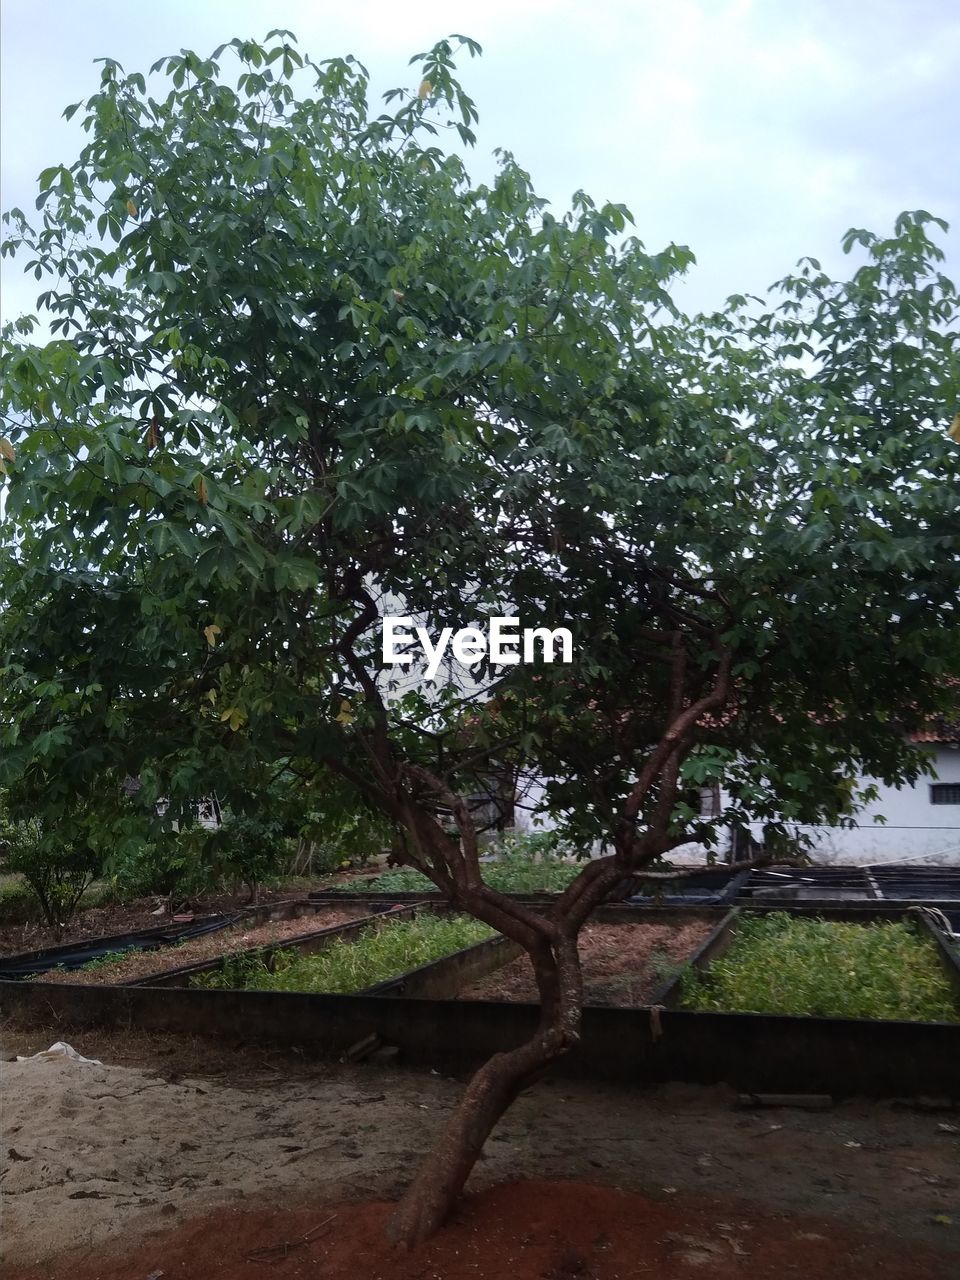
[1,0,958,326]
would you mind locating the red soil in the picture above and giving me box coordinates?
[10,1178,954,1280]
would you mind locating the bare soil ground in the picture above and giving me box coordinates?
[8,1179,956,1280]
[460,920,713,1005]
[1,1024,957,1278]
[34,908,368,985]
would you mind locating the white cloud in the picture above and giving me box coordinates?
[1,0,956,324]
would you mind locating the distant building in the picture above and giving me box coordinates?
[515,718,960,867]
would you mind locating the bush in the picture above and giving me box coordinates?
[110,833,218,901]
[205,812,291,898]
[366,836,583,895]
[110,815,290,903]
[0,876,43,925]
[2,820,103,933]
[291,795,394,872]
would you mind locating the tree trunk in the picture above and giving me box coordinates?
[387,936,582,1249]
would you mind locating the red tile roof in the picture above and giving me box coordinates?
[910,724,960,743]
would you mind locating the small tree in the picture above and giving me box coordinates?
[1,33,957,1246]
[2,817,102,934]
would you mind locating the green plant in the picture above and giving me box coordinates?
[292,778,396,872]
[2,819,103,932]
[191,913,494,993]
[680,912,959,1023]
[110,830,219,901]
[79,949,130,972]
[361,866,435,893]
[647,946,681,987]
[2,23,957,1247]
[366,853,582,896]
[202,811,290,901]
[0,875,42,924]
[493,830,571,860]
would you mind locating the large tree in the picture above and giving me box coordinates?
[1,32,958,1247]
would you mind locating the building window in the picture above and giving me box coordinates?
[930,784,960,805]
[699,782,721,818]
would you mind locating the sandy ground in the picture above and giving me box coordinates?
[1,1024,958,1275]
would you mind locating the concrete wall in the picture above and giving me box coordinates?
[791,747,960,865]
[4,961,959,1097]
[516,747,960,867]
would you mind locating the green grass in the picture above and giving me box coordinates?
[680,912,959,1023]
[365,854,582,896]
[190,912,495,994]
[79,949,130,972]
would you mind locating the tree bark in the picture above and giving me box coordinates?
[387,935,582,1249]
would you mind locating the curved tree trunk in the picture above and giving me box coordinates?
[387,935,582,1249]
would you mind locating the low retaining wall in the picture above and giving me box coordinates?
[4,976,959,1097]
[5,902,959,1098]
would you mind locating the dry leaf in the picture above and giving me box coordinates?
[0,438,16,463]
[948,413,960,443]
[196,475,208,504]
[335,698,353,725]
[203,624,221,648]
[418,79,433,101]
[220,706,246,731]
[126,198,138,217]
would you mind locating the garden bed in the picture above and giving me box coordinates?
[190,911,496,994]
[0,879,364,957]
[458,920,714,1006]
[674,910,960,1023]
[6,905,960,1097]
[33,907,367,986]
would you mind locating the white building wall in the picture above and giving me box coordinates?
[780,746,960,866]
[514,747,960,867]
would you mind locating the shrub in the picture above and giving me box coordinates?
[203,812,290,899]
[111,816,290,903]
[2,819,103,933]
[0,876,43,925]
[110,831,219,901]
[367,834,583,895]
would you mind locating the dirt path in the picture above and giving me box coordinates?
[2,1026,958,1276]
